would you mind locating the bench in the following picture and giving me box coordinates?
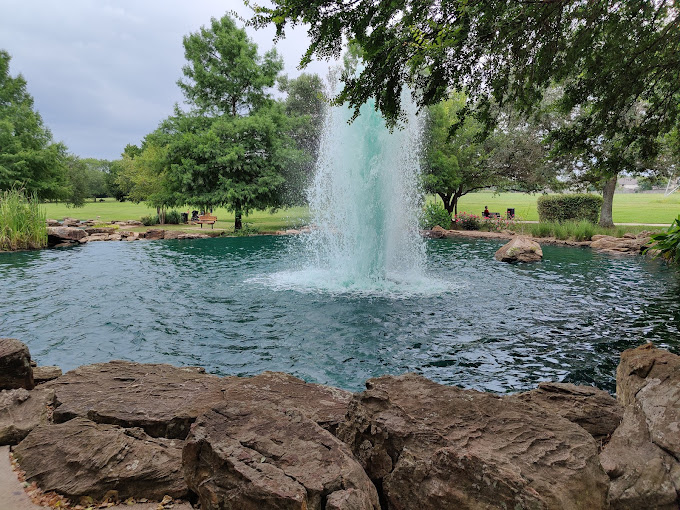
[197,214,217,229]
[483,212,502,219]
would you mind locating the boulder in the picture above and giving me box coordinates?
[494,236,543,263]
[0,387,54,445]
[511,382,623,444]
[183,403,379,510]
[46,361,231,439]
[338,374,608,510]
[590,234,650,255]
[32,365,62,384]
[61,217,80,227]
[143,229,166,240]
[599,344,680,509]
[46,219,60,226]
[0,338,34,390]
[425,226,448,239]
[83,227,117,235]
[47,364,351,439]
[14,417,187,501]
[46,226,86,244]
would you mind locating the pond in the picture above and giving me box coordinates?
[0,236,678,393]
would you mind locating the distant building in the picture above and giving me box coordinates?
[618,177,639,192]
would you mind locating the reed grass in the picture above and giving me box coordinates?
[524,220,660,241]
[0,189,48,251]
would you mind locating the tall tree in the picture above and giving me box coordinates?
[0,50,68,200]
[167,14,299,230]
[251,1,680,226]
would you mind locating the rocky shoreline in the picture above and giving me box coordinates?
[1,338,678,509]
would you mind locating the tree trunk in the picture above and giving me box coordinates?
[235,208,242,231]
[599,175,617,228]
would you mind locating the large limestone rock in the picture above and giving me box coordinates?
[46,226,86,244]
[47,363,351,439]
[599,344,680,509]
[0,387,54,445]
[32,366,62,384]
[590,233,651,255]
[0,338,34,390]
[14,417,187,501]
[46,361,231,439]
[494,236,543,263]
[511,382,623,443]
[183,402,379,510]
[338,374,608,510]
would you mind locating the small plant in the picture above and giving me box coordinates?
[164,210,182,224]
[0,189,47,251]
[645,215,680,264]
[232,224,259,236]
[573,220,595,242]
[481,215,516,233]
[456,212,481,230]
[141,215,159,226]
[421,203,452,229]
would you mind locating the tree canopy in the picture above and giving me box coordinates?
[0,50,68,200]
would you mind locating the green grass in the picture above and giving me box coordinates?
[42,199,311,232]
[444,191,680,224]
[1,189,47,251]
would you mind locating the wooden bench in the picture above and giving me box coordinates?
[197,214,217,228]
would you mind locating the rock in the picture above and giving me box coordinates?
[46,226,87,245]
[14,417,187,501]
[61,217,80,227]
[46,361,231,439]
[47,363,351,439]
[338,374,608,510]
[599,343,680,509]
[589,235,649,255]
[425,226,448,239]
[0,338,34,390]
[32,366,62,384]
[183,403,379,510]
[143,229,166,240]
[222,371,352,434]
[0,388,54,445]
[511,382,623,444]
[494,235,543,263]
[46,219,60,226]
[83,227,117,234]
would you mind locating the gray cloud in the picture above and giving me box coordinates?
[0,0,331,159]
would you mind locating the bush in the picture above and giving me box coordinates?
[165,210,181,224]
[457,212,481,230]
[537,194,602,223]
[421,203,452,229]
[141,215,159,226]
[0,189,47,251]
[481,215,516,233]
[573,220,595,242]
[645,215,680,264]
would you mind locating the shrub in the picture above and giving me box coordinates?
[421,202,452,229]
[537,194,602,223]
[481,215,516,233]
[573,220,595,242]
[141,215,159,226]
[165,210,181,224]
[0,189,47,251]
[457,212,481,230]
[645,215,680,264]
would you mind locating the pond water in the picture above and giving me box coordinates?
[0,236,678,393]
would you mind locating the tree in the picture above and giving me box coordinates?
[278,73,326,201]
[251,1,680,226]
[166,14,300,230]
[0,50,68,200]
[423,92,555,216]
[178,15,283,117]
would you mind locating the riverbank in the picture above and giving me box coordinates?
[1,338,679,509]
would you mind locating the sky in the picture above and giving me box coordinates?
[0,0,332,160]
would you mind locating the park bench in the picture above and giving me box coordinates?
[197,214,217,229]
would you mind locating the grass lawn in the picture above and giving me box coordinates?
[449,191,680,224]
[43,199,311,232]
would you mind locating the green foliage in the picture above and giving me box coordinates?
[420,202,451,229]
[527,220,616,241]
[0,50,69,200]
[480,216,516,233]
[645,216,680,264]
[178,15,283,116]
[140,215,158,226]
[164,210,182,224]
[537,194,603,223]
[456,212,481,231]
[230,223,260,236]
[0,188,47,250]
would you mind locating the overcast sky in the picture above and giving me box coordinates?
[0,0,332,160]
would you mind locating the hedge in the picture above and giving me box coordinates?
[537,194,603,223]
